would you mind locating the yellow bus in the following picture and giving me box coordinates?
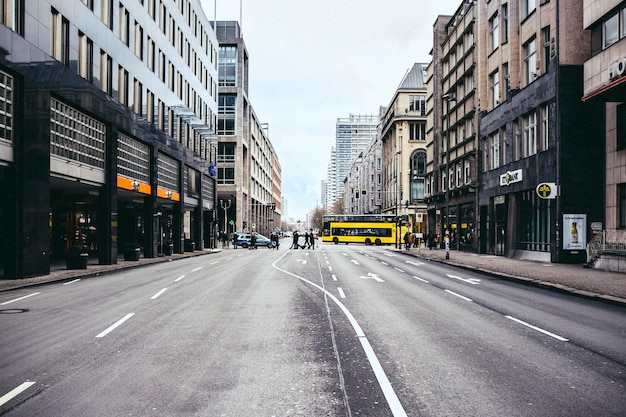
[321,215,407,246]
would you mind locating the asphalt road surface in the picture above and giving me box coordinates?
[1,242,625,416]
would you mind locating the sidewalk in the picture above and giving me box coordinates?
[399,246,626,306]
[0,249,220,293]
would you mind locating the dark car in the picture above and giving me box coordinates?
[235,232,272,248]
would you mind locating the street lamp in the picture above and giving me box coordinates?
[395,150,401,249]
[220,199,232,234]
[443,93,456,260]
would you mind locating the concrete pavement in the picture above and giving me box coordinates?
[1,244,625,307]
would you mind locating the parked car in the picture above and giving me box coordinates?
[235,232,272,248]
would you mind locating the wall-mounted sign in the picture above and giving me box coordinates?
[500,169,523,186]
[563,214,587,250]
[608,57,626,81]
[536,182,557,199]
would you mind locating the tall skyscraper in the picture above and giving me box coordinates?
[333,114,379,202]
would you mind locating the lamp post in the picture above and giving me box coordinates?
[443,93,456,260]
[395,150,401,249]
[220,199,232,235]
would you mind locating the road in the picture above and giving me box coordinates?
[1,242,625,416]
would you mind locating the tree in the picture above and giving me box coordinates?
[329,198,345,215]
[309,207,327,231]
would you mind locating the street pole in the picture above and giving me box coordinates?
[395,150,401,249]
[220,199,232,235]
[443,93,456,260]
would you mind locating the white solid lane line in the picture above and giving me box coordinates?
[444,289,473,302]
[96,313,135,338]
[150,288,168,300]
[0,381,36,407]
[272,254,408,417]
[63,279,81,285]
[1,292,41,305]
[506,315,569,342]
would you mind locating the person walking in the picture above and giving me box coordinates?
[291,231,299,249]
[404,231,411,250]
[232,232,238,249]
[250,232,257,250]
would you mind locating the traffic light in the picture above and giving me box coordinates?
[355,189,360,199]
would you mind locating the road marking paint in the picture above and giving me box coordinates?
[412,275,429,283]
[444,290,473,302]
[328,266,333,271]
[96,313,135,338]
[506,316,569,342]
[394,267,404,273]
[63,279,81,285]
[150,288,168,300]
[446,273,481,285]
[337,288,346,298]
[359,272,385,282]
[342,253,348,256]
[210,261,220,265]
[331,274,337,281]
[350,259,360,265]
[0,381,36,407]
[1,293,41,306]
[381,261,389,266]
[192,267,203,271]
[405,260,424,266]
[272,255,408,417]
[175,275,186,282]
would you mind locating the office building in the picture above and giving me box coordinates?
[0,0,219,278]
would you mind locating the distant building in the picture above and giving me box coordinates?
[334,114,379,202]
[213,21,281,237]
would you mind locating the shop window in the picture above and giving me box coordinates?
[618,103,626,151]
[619,183,626,229]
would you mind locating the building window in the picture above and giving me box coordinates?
[409,123,426,141]
[523,111,538,157]
[218,167,235,185]
[524,37,537,85]
[542,26,551,73]
[541,104,549,151]
[1,0,23,34]
[100,51,113,96]
[218,94,236,135]
[501,4,508,44]
[78,32,93,82]
[490,131,500,169]
[464,160,471,185]
[0,70,13,143]
[135,22,143,59]
[604,12,619,49]
[117,133,150,183]
[618,103,626,151]
[102,0,113,30]
[489,12,499,52]
[218,45,237,87]
[619,184,626,229]
[442,171,447,192]
[51,8,69,67]
[410,150,426,201]
[490,69,500,107]
[118,67,129,106]
[119,5,130,46]
[522,0,536,19]
[409,95,426,115]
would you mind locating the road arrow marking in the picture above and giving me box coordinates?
[359,272,385,282]
[446,274,481,285]
[296,259,307,265]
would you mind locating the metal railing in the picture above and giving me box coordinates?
[587,229,626,263]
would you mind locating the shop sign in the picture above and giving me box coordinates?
[563,214,586,250]
[536,182,557,199]
[608,57,626,81]
[500,169,522,186]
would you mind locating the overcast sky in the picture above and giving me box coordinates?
[204,0,461,222]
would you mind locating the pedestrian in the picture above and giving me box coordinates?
[404,231,411,250]
[305,230,311,249]
[312,230,317,250]
[291,231,299,249]
[232,232,238,249]
[271,232,280,250]
[250,232,257,250]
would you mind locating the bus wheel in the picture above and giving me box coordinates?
[375,239,382,246]
[365,238,372,245]
[333,237,339,244]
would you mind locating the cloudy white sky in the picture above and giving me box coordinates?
[204,0,461,221]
